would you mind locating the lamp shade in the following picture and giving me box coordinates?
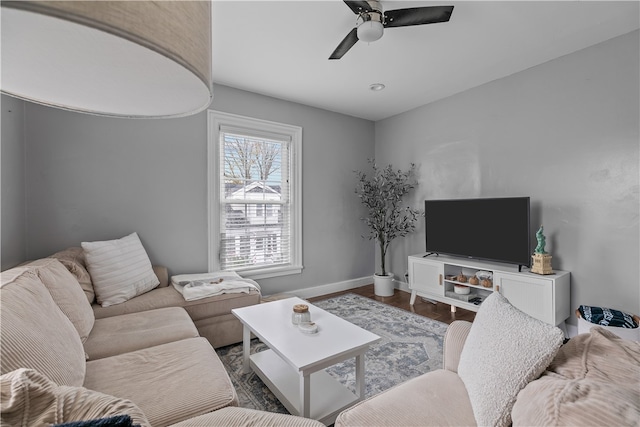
[1,1,212,118]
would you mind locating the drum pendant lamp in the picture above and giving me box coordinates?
[1,1,212,118]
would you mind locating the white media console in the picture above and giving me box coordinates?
[408,254,571,326]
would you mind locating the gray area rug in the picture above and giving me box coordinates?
[215,293,449,414]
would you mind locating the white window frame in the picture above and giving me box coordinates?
[207,110,303,279]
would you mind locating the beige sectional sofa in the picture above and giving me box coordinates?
[0,253,323,427]
[336,292,640,427]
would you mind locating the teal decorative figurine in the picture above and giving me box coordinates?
[534,225,547,254]
[531,225,553,274]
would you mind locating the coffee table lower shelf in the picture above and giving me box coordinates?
[250,349,360,425]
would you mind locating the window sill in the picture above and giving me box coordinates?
[238,265,303,280]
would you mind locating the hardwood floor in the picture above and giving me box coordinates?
[308,284,476,325]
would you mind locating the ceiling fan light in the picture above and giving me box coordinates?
[357,20,383,43]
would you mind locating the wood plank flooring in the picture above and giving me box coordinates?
[308,284,475,325]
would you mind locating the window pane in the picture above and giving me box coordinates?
[222,134,284,203]
[220,132,290,270]
[219,201,290,270]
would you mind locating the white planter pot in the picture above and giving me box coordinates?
[373,273,395,297]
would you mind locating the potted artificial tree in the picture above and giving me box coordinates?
[355,160,421,296]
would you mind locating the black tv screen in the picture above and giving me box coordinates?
[425,197,531,267]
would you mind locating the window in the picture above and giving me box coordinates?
[208,110,302,279]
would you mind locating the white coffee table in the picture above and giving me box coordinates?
[232,297,381,426]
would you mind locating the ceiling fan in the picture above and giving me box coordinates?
[329,0,454,60]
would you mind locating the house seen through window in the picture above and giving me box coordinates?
[208,111,302,279]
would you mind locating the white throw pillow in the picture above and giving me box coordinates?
[457,292,564,427]
[82,232,159,307]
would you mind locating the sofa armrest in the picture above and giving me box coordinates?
[443,320,472,373]
[153,265,169,288]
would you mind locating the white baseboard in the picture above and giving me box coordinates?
[264,276,374,300]
[396,280,410,293]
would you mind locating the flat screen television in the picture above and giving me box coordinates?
[424,197,531,268]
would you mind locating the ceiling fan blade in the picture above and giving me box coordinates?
[384,5,454,28]
[343,0,372,15]
[329,28,359,60]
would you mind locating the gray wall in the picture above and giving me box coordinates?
[19,85,375,295]
[375,30,640,322]
[1,96,27,270]
[3,31,638,315]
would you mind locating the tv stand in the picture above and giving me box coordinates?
[408,254,570,326]
[423,252,439,258]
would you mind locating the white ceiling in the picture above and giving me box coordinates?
[212,1,639,121]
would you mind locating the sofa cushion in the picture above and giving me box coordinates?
[457,292,564,427]
[0,268,86,387]
[25,258,95,342]
[84,307,199,360]
[84,337,237,426]
[335,369,476,427]
[50,246,95,304]
[512,327,640,426]
[82,232,159,307]
[170,407,325,427]
[0,368,150,427]
[193,312,246,348]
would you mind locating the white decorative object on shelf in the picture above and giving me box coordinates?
[454,284,470,294]
[475,271,493,281]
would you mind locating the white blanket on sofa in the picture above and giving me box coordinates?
[171,271,261,301]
